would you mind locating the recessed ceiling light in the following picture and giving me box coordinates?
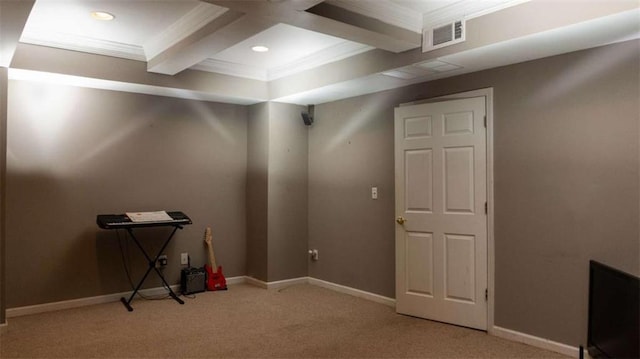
[251,45,269,53]
[90,11,115,21]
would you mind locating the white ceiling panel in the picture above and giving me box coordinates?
[22,0,201,45]
[210,23,354,68]
[195,23,373,80]
[389,0,462,15]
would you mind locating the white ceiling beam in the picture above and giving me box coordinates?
[147,10,276,75]
[208,0,421,53]
[148,0,420,75]
[204,0,325,13]
[301,2,420,51]
[279,0,327,11]
[11,43,269,104]
[143,2,229,61]
[327,0,423,33]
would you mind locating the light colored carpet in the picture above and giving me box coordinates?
[0,283,570,358]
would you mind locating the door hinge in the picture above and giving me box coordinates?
[484,116,487,128]
[485,288,488,301]
[484,202,488,214]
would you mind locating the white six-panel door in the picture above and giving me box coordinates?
[394,97,487,330]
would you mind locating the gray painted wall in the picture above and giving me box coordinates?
[267,102,308,281]
[308,40,639,347]
[308,92,399,296]
[246,102,309,282]
[489,41,639,346]
[246,102,269,281]
[0,67,7,324]
[6,81,248,307]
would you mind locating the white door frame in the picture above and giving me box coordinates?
[398,87,495,331]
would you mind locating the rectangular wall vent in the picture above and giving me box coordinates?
[422,19,465,52]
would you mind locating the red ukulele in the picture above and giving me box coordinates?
[203,227,227,291]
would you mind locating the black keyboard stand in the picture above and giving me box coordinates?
[96,212,192,312]
[120,226,184,311]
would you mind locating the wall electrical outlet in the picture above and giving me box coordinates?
[156,255,168,268]
[371,186,378,200]
[308,249,319,261]
[181,252,189,265]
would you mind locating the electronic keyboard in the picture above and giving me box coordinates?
[96,211,192,229]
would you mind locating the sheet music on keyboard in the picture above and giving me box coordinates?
[126,211,173,223]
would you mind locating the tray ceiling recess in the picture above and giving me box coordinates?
[9,0,639,105]
[18,0,526,79]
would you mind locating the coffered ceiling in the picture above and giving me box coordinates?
[2,0,639,105]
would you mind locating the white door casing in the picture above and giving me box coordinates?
[395,96,488,330]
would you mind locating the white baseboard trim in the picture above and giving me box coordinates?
[490,325,581,358]
[242,276,395,307]
[6,275,391,319]
[244,276,308,290]
[307,277,396,307]
[6,276,364,320]
[244,276,268,288]
[225,275,247,285]
[7,276,244,319]
[7,284,179,318]
[266,277,309,289]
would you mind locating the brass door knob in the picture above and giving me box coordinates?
[396,216,406,225]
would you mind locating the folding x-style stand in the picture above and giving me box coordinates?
[96,211,192,312]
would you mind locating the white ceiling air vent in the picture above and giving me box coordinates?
[422,19,465,52]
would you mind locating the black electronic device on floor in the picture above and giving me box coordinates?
[181,267,206,295]
[587,260,639,359]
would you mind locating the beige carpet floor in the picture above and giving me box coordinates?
[0,283,570,358]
